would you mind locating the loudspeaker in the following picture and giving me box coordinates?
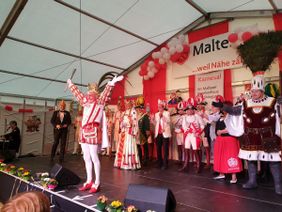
[50,164,81,187]
[124,184,176,212]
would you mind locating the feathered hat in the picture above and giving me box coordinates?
[195,93,207,106]
[185,97,197,110]
[212,95,224,108]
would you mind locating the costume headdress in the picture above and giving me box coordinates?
[185,97,197,110]
[212,95,224,108]
[196,93,207,105]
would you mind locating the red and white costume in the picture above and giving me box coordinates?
[68,83,112,146]
[182,113,205,150]
[114,106,141,170]
[67,76,123,192]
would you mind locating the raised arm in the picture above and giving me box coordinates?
[67,79,85,105]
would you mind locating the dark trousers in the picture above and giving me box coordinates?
[156,134,169,167]
[51,129,68,162]
[137,143,149,164]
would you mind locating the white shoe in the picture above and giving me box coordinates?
[230,179,237,184]
[213,175,225,180]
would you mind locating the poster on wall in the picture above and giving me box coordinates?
[195,70,224,108]
[24,115,42,133]
[173,33,242,78]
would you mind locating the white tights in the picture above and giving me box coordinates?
[81,143,100,186]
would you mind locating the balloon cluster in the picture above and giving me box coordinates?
[167,34,190,64]
[228,25,259,48]
[139,34,190,80]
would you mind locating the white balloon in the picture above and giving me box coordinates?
[171,37,178,45]
[169,46,176,55]
[148,61,154,67]
[144,75,149,80]
[163,53,170,60]
[176,44,183,53]
[178,34,185,43]
[161,47,167,54]
[155,52,161,59]
[159,58,165,64]
[152,52,157,59]
[147,66,151,72]
[152,67,158,73]
[167,41,174,48]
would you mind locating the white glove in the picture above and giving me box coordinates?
[67,79,73,87]
[108,75,124,86]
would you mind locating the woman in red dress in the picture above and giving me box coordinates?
[213,102,242,184]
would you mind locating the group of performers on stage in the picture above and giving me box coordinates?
[62,72,281,195]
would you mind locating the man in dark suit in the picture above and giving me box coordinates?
[50,100,71,163]
[1,120,21,162]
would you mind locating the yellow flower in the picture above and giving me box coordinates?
[111,200,122,208]
[18,167,24,171]
[23,171,30,176]
[10,165,16,169]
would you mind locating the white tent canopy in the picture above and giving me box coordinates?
[0,0,281,100]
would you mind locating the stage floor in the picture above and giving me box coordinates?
[12,154,282,212]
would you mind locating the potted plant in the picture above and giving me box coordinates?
[22,170,32,181]
[0,162,6,171]
[96,195,108,211]
[17,167,24,177]
[126,205,138,212]
[107,200,123,212]
[47,178,58,190]
[5,164,17,175]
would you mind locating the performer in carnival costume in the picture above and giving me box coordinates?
[67,75,123,193]
[225,74,282,194]
[179,98,205,173]
[114,99,141,170]
[154,99,171,170]
[136,96,150,166]
[207,96,222,165]
[224,31,282,195]
[212,99,242,183]
[112,100,123,153]
[173,101,185,165]
[195,93,210,168]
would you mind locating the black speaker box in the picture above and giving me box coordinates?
[124,184,176,212]
[50,164,81,187]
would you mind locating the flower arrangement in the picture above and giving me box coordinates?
[22,170,32,181]
[47,178,58,190]
[107,200,123,212]
[17,167,25,177]
[126,205,138,212]
[96,195,108,211]
[4,164,17,175]
[40,172,49,180]
[0,162,7,171]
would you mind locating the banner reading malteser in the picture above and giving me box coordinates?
[195,70,224,108]
[172,33,242,78]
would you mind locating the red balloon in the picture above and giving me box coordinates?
[242,31,253,42]
[5,105,13,111]
[139,70,144,76]
[183,45,190,53]
[228,33,238,43]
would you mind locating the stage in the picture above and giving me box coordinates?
[1,154,282,212]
